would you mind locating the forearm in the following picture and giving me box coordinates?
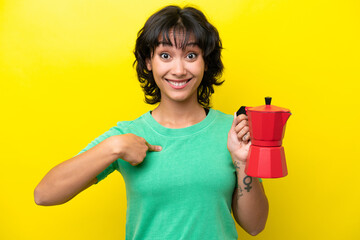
[34,136,119,206]
[232,161,269,236]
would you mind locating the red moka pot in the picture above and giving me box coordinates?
[238,97,291,178]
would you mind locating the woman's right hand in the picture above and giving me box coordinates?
[111,133,162,166]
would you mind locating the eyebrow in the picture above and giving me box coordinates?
[158,41,199,47]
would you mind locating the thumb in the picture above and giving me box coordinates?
[146,142,162,152]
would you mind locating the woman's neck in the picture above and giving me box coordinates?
[151,100,207,129]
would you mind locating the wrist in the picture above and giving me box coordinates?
[106,135,124,158]
[231,154,247,165]
[235,163,247,175]
[232,160,247,174]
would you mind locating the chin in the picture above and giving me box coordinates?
[165,93,196,103]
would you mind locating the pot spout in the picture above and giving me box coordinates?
[282,112,291,126]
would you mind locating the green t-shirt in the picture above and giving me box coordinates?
[77,109,239,240]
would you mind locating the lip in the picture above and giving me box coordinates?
[165,78,192,89]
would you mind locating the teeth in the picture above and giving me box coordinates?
[168,80,188,87]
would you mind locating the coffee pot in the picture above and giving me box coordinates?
[237,97,291,178]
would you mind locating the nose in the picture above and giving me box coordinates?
[171,58,186,76]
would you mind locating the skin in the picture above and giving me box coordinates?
[34,29,268,236]
[33,135,161,206]
[146,32,207,128]
[228,113,269,236]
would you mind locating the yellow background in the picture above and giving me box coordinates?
[1,0,359,239]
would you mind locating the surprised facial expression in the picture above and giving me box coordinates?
[146,32,206,105]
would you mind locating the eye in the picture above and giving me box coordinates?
[160,53,170,59]
[187,53,198,60]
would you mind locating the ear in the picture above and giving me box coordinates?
[146,58,152,71]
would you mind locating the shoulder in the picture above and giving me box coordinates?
[112,112,150,133]
[208,109,234,132]
[211,109,233,123]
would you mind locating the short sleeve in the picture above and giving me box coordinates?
[75,125,125,184]
[76,126,119,156]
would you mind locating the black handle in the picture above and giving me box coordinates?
[236,106,247,116]
[265,97,272,105]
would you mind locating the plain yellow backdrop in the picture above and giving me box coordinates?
[1,0,359,239]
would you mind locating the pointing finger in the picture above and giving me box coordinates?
[145,142,162,152]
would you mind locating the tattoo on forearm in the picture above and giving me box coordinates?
[236,185,243,200]
[234,160,241,169]
[234,162,253,199]
[234,162,245,199]
[243,176,253,192]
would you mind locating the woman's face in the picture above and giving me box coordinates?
[146,31,205,105]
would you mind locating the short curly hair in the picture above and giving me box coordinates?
[133,5,224,108]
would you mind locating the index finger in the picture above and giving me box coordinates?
[145,141,162,152]
[234,114,248,126]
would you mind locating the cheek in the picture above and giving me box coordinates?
[152,60,168,75]
[151,65,165,86]
[193,62,206,77]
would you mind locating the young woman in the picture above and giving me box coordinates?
[34,5,269,239]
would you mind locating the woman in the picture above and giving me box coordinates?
[34,5,269,239]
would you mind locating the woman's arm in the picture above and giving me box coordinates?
[227,113,269,235]
[34,136,119,206]
[34,134,162,206]
[231,160,269,236]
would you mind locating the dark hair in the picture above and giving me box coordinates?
[133,5,224,108]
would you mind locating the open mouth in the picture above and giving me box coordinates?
[165,78,192,88]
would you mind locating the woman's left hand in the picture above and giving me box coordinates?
[227,113,251,165]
